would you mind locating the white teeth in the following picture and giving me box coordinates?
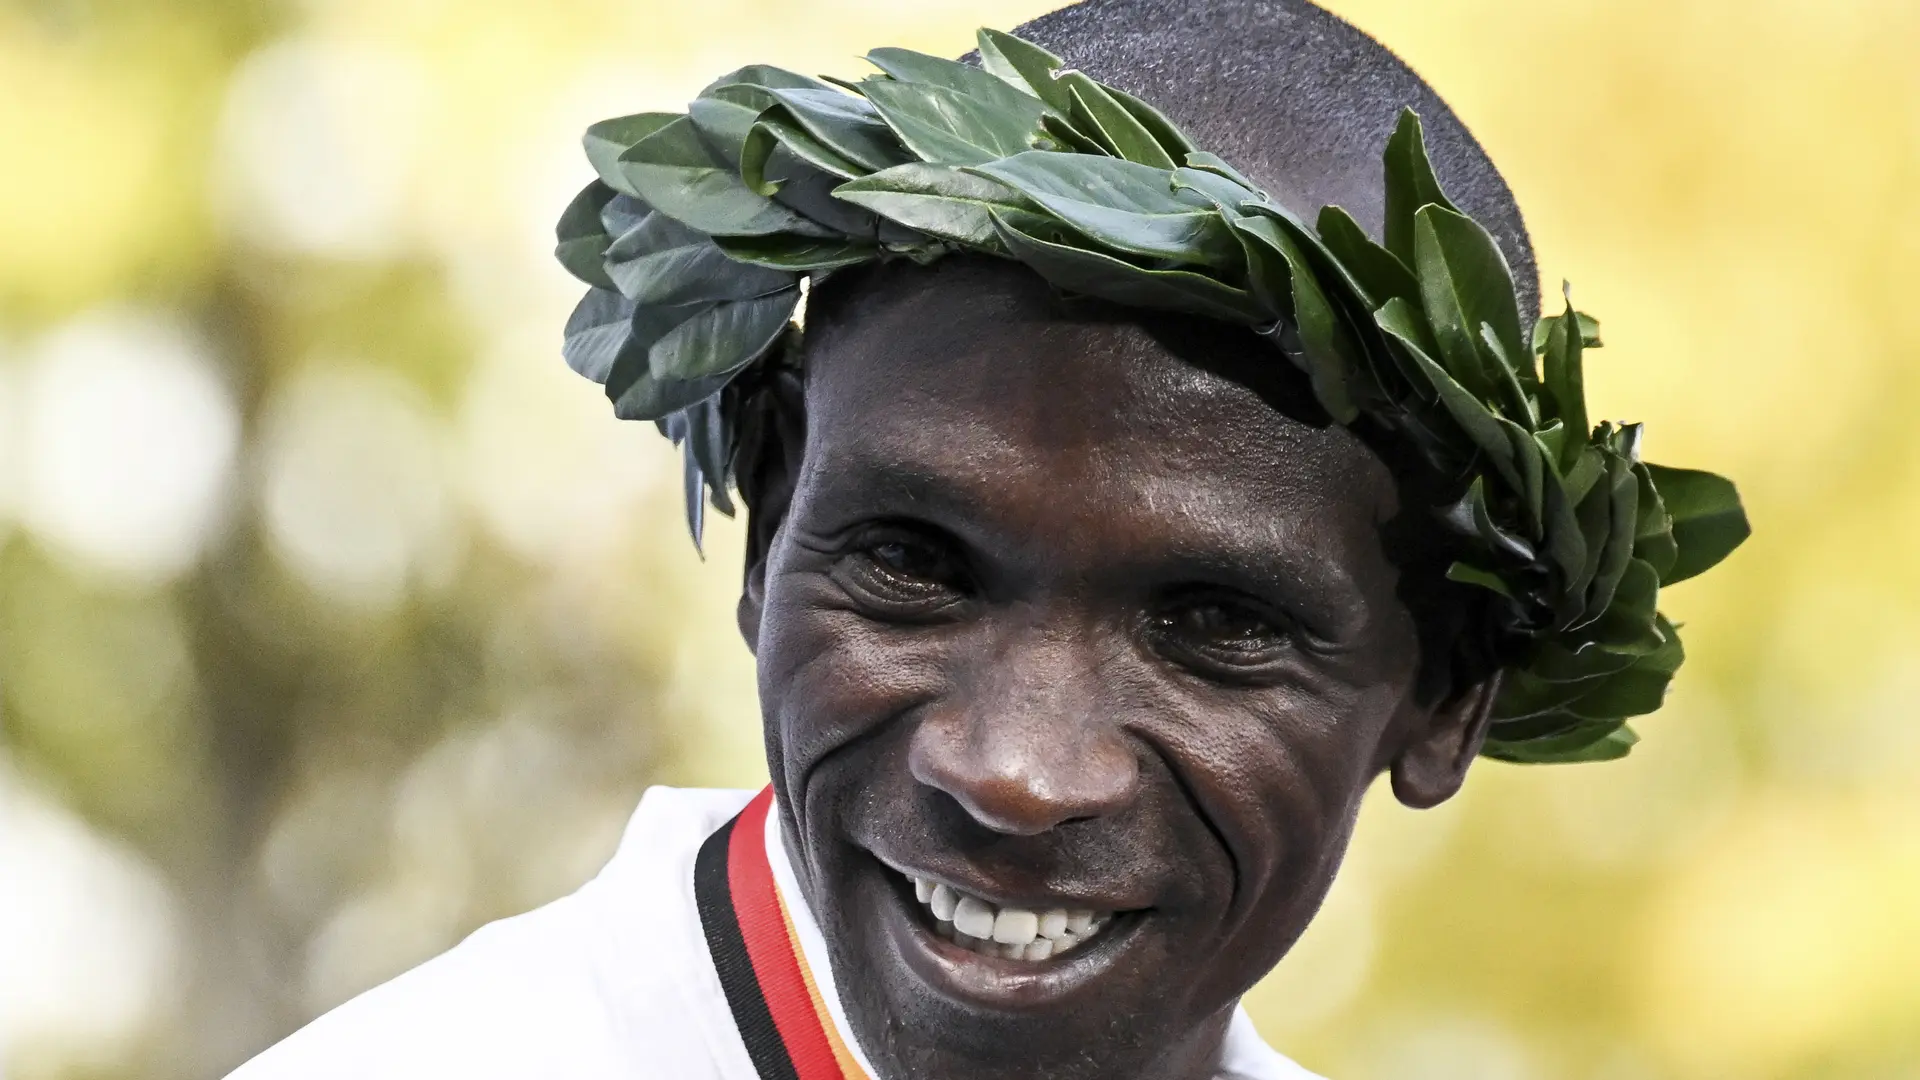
[906,873,1115,962]
[952,895,997,939]
[1037,909,1070,940]
[991,908,1038,945]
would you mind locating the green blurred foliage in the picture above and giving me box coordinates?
[0,1,1915,1079]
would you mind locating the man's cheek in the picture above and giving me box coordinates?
[761,599,949,773]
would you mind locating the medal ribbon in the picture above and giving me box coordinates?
[695,786,868,1080]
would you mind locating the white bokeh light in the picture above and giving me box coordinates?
[258,363,456,608]
[215,37,424,257]
[0,762,181,1069]
[20,310,239,586]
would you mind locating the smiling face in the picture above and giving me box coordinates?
[737,258,1496,1080]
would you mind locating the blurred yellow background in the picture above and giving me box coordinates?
[2,0,1916,1077]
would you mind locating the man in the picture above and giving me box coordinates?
[231,1,1746,1078]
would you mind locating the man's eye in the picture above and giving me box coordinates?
[832,531,970,615]
[868,540,951,583]
[1151,597,1292,670]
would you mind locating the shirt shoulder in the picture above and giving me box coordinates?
[226,786,759,1080]
[1219,1008,1330,1080]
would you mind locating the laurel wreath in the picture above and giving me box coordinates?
[554,28,1749,764]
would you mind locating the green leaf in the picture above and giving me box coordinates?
[744,113,866,183]
[1107,84,1197,161]
[700,64,830,96]
[687,91,765,172]
[1170,166,1260,213]
[555,182,617,291]
[1564,443,1608,506]
[1630,461,1679,579]
[1533,309,1603,352]
[1376,297,1523,494]
[1644,464,1750,584]
[1528,636,1644,684]
[605,229,793,306]
[648,287,800,383]
[1183,152,1263,196]
[1238,201,1393,357]
[761,163,887,238]
[680,434,710,552]
[712,234,877,271]
[860,80,1046,165]
[1484,720,1636,764]
[976,28,1072,114]
[969,152,1237,266]
[1504,627,1680,727]
[616,116,833,238]
[1494,669,1616,723]
[1058,72,1176,169]
[585,113,679,195]
[1316,206,1418,311]
[989,210,1266,324]
[1229,214,1360,422]
[604,205,705,260]
[1443,475,1537,564]
[1537,463,1590,594]
[764,87,911,174]
[604,301,735,420]
[1567,454,1615,610]
[1580,556,1661,650]
[864,47,1057,123]
[562,288,637,384]
[1504,420,1547,533]
[1382,108,1459,268]
[1413,204,1528,407]
[598,193,648,238]
[975,29,1035,94]
[611,368,731,425]
[1540,288,1590,468]
[1579,450,1641,628]
[1038,112,1109,155]
[833,163,1033,248]
[677,395,736,518]
[1478,322,1541,427]
[616,300,709,371]
[1447,561,1514,598]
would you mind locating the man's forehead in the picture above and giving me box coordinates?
[802,260,1384,487]
[795,261,1401,584]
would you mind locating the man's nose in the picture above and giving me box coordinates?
[906,637,1140,836]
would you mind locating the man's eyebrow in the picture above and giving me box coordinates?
[799,448,1005,528]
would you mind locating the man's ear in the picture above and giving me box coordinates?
[733,365,806,654]
[1388,668,1503,809]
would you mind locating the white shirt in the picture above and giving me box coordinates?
[228,786,1324,1080]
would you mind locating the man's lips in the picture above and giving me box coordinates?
[860,848,1157,1009]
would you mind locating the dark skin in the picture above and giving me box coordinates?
[734,258,1501,1080]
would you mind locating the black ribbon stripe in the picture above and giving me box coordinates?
[695,811,801,1080]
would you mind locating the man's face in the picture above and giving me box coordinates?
[743,262,1478,1080]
